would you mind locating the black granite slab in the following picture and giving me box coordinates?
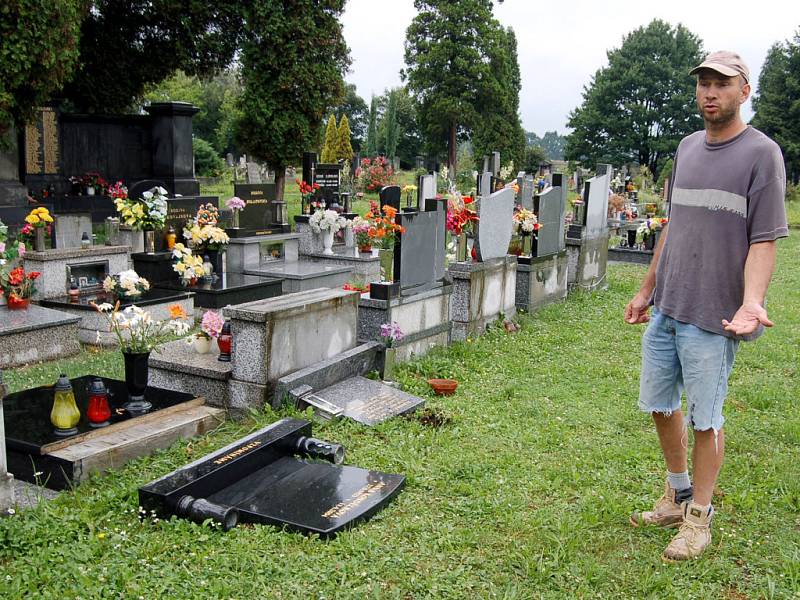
[3,375,197,489]
[155,273,282,309]
[138,418,404,537]
[132,251,177,284]
[40,288,193,311]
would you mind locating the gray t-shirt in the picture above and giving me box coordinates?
[654,126,788,340]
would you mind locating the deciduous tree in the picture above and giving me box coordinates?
[564,19,703,174]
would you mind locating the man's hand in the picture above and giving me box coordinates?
[722,302,774,335]
[624,292,651,325]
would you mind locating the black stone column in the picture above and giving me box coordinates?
[145,102,200,197]
[0,127,27,206]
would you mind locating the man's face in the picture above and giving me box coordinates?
[695,70,750,126]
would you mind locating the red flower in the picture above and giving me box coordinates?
[8,267,23,286]
[27,271,41,280]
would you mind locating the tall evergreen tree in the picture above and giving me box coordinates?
[564,19,703,174]
[366,95,378,157]
[330,83,368,152]
[383,90,399,161]
[336,114,354,162]
[235,0,349,200]
[321,114,338,163]
[403,0,503,173]
[472,26,526,169]
[752,32,800,184]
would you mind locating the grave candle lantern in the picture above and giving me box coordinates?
[51,374,80,437]
[86,377,111,428]
[217,322,232,362]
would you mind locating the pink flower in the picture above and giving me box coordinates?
[200,310,225,338]
[226,196,246,211]
[17,242,25,257]
[0,242,5,253]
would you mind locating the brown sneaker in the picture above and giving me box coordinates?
[662,501,714,561]
[630,480,685,528]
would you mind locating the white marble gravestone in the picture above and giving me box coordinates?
[475,187,515,261]
[418,173,436,206]
[584,167,611,239]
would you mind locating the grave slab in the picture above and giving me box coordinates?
[139,418,405,537]
[156,273,283,310]
[309,376,424,426]
[448,256,517,341]
[0,305,80,368]
[245,260,353,294]
[148,338,232,407]
[3,375,223,489]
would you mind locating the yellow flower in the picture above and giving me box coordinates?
[175,262,187,273]
[25,215,40,225]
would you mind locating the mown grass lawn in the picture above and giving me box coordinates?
[1,236,798,598]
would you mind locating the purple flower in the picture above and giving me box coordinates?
[380,321,404,346]
[226,196,246,211]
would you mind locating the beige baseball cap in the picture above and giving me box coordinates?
[690,51,749,83]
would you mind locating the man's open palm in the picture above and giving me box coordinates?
[722,303,774,335]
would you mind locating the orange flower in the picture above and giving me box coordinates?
[168,304,187,319]
[382,205,398,218]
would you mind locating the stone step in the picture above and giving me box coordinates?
[149,339,232,407]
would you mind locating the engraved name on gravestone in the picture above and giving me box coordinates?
[533,173,567,257]
[314,376,425,426]
[475,187,515,261]
[24,107,60,176]
[396,200,446,293]
[234,183,279,234]
[165,197,200,233]
[314,163,340,205]
[379,185,401,212]
[583,166,611,239]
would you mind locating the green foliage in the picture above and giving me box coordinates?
[320,114,338,163]
[656,158,674,189]
[0,0,85,136]
[403,0,506,170]
[330,83,368,152]
[193,137,224,177]
[752,31,800,184]
[366,95,378,156]
[62,2,244,113]
[144,69,242,156]
[383,90,399,161]
[565,19,703,174]
[336,114,354,162]
[235,0,350,197]
[471,27,526,170]
[527,130,567,160]
[521,144,547,174]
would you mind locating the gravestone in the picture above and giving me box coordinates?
[54,213,92,249]
[395,199,447,294]
[304,376,424,426]
[301,152,316,186]
[246,162,262,184]
[532,173,567,257]
[584,166,611,239]
[478,171,492,199]
[233,183,286,235]
[474,187,515,261]
[164,197,199,234]
[379,185,401,212]
[0,370,14,513]
[314,163,341,206]
[418,173,436,207]
[139,418,405,537]
[520,176,535,211]
[490,151,501,176]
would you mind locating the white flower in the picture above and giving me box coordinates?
[96,303,113,312]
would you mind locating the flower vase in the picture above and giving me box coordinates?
[381,347,396,381]
[456,233,468,262]
[371,247,380,258]
[206,250,225,275]
[644,234,655,251]
[34,227,46,252]
[122,351,152,414]
[232,210,240,229]
[143,230,156,254]
[86,186,96,196]
[358,244,372,254]
[322,229,335,255]
[6,295,29,310]
[627,229,637,248]
[193,335,212,354]
[379,248,394,282]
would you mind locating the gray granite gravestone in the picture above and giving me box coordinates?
[475,187,515,261]
[246,162,263,184]
[418,173,436,207]
[584,166,611,239]
[54,213,92,249]
[533,173,567,257]
[311,376,424,426]
[479,171,492,199]
[379,185,401,212]
[490,151,501,176]
[520,176,535,211]
[396,200,447,294]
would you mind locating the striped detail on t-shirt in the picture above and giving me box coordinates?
[671,187,746,218]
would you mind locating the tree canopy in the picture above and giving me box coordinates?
[235,0,350,199]
[752,31,800,184]
[564,19,703,174]
[403,0,510,172]
[0,0,86,137]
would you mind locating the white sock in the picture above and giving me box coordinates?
[667,470,691,491]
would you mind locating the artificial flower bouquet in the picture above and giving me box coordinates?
[636,217,668,243]
[183,203,230,251]
[102,269,150,299]
[171,243,206,283]
[92,301,190,353]
[0,219,25,267]
[364,201,405,250]
[379,321,404,347]
[309,208,347,234]
[25,206,54,228]
[351,216,372,250]
[114,186,168,230]
[297,179,322,213]
[0,266,40,302]
[79,171,109,194]
[107,181,128,200]
[513,207,541,235]
[197,310,225,340]
[445,192,479,236]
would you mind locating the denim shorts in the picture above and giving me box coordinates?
[638,308,739,432]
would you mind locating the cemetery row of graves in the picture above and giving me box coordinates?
[0,102,661,534]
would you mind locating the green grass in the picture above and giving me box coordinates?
[2,240,798,598]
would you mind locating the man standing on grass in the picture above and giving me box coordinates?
[624,51,788,561]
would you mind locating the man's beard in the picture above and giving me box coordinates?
[697,99,738,127]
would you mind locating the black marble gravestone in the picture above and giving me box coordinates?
[232,183,287,236]
[395,198,447,296]
[138,418,405,537]
[379,185,401,212]
[314,163,341,207]
[530,173,567,258]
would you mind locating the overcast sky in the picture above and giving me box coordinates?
[341,0,799,135]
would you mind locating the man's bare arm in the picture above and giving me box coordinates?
[624,224,669,324]
[722,240,777,335]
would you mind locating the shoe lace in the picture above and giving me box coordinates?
[677,518,704,545]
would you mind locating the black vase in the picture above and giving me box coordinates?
[122,351,152,414]
[644,234,656,251]
[206,250,225,276]
[627,229,637,248]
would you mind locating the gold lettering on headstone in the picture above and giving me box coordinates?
[246,199,269,205]
[321,481,387,519]
[25,123,42,175]
[249,191,264,197]
[212,440,262,465]
[42,108,59,174]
